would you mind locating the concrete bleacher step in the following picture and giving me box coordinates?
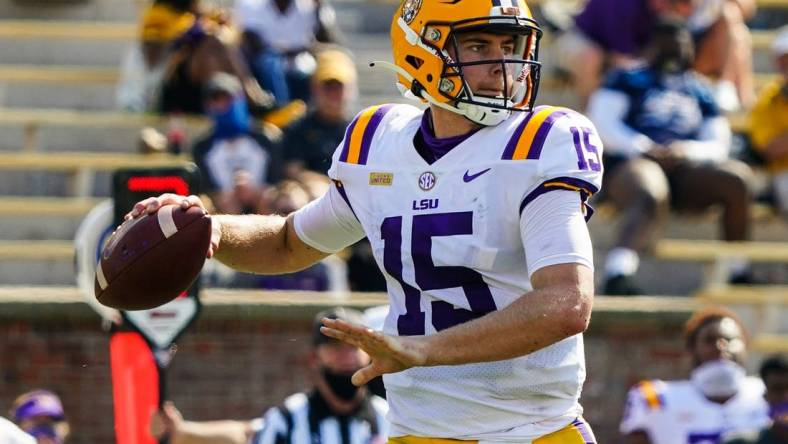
[0,82,116,110]
[0,240,75,285]
[0,0,143,22]
[0,38,130,67]
[0,108,211,153]
[0,197,102,240]
[0,151,190,197]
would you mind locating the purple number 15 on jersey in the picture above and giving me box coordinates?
[381,211,497,335]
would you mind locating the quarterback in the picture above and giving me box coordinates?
[130,0,602,442]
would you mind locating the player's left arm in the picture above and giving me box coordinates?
[322,245,593,385]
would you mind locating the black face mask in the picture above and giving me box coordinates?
[321,368,360,401]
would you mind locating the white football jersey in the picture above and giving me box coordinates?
[620,378,770,444]
[297,103,604,441]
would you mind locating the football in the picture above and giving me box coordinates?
[94,205,212,310]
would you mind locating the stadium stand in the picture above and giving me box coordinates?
[0,1,786,441]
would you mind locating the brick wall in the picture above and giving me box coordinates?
[0,297,705,444]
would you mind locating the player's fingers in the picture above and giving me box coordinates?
[319,326,361,348]
[351,364,380,387]
[322,317,372,336]
[128,197,159,219]
[181,194,205,211]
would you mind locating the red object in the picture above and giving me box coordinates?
[127,176,190,197]
[95,205,211,310]
[110,332,159,444]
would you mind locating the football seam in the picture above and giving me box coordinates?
[96,210,209,299]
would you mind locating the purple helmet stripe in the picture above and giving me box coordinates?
[526,110,568,160]
[357,104,394,165]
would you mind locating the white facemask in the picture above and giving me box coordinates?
[690,359,746,399]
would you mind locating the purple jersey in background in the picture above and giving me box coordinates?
[574,0,656,56]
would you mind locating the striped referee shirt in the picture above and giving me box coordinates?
[252,391,389,444]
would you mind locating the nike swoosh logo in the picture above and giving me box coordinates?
[463,168,491,183]
[439,0,462,3]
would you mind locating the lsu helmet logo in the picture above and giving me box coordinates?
[401,0,422,24]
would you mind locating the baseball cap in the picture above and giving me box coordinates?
[11,390,65,422]
[312,50,357,85]
[313,307,366,346]
[204,72,243,98]
[772,25,788,57]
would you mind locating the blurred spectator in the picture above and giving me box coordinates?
[620,306,769,444]
[748,26,788,216]
[150,308,389,444]
[235,0,342,105]
[688,0,756,111]
[116,1,195,111]
[158,1,274,115]
[192,73,283,215]
[587,20,754,295]
[555,0,755,110]
[723,355,788,444]
[0,417,35,444]
[9,390,70,444]
[282,49,356,177]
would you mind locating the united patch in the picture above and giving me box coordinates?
[369,172,393,186]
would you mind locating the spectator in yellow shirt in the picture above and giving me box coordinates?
[749,25,788,215]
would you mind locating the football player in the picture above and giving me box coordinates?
[620,307,770,444]
[129,0,603,442]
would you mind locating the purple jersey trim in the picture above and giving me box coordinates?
[571,418,597,444]
[358,104,395,165]
[339,118,359,162]
[519,176,599,221]
[332,180,358,221]
[502,111,535,160]
[526,110,569,160]
[502,105,553,160]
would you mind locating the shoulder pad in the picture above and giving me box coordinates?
[501,105,574,161]
[636,379,666,411]
[338,104,398,165]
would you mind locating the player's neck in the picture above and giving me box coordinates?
[428,105,481,138]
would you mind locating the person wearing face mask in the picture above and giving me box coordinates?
[9,390,70,444]
[587,19,755,296]
[724,355,788,444]
[149,307,389,444]
[192,73,284,215]
[619,306,770,444]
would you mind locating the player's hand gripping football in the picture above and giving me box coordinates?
[320,318,429,386]
[125,193,221,258]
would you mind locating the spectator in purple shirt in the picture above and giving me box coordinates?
[553,0,755,111]
[553,0,693,108]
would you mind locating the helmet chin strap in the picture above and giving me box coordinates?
[370,60,510,126]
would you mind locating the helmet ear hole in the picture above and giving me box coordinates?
[405,55,424,69]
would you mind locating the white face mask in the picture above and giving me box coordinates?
[690,359,746,399]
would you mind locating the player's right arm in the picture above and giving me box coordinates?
[125,187,360,275]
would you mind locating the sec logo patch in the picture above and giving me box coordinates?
[418,172,436,191]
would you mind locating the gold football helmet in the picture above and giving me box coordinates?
[377,0,543,126]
